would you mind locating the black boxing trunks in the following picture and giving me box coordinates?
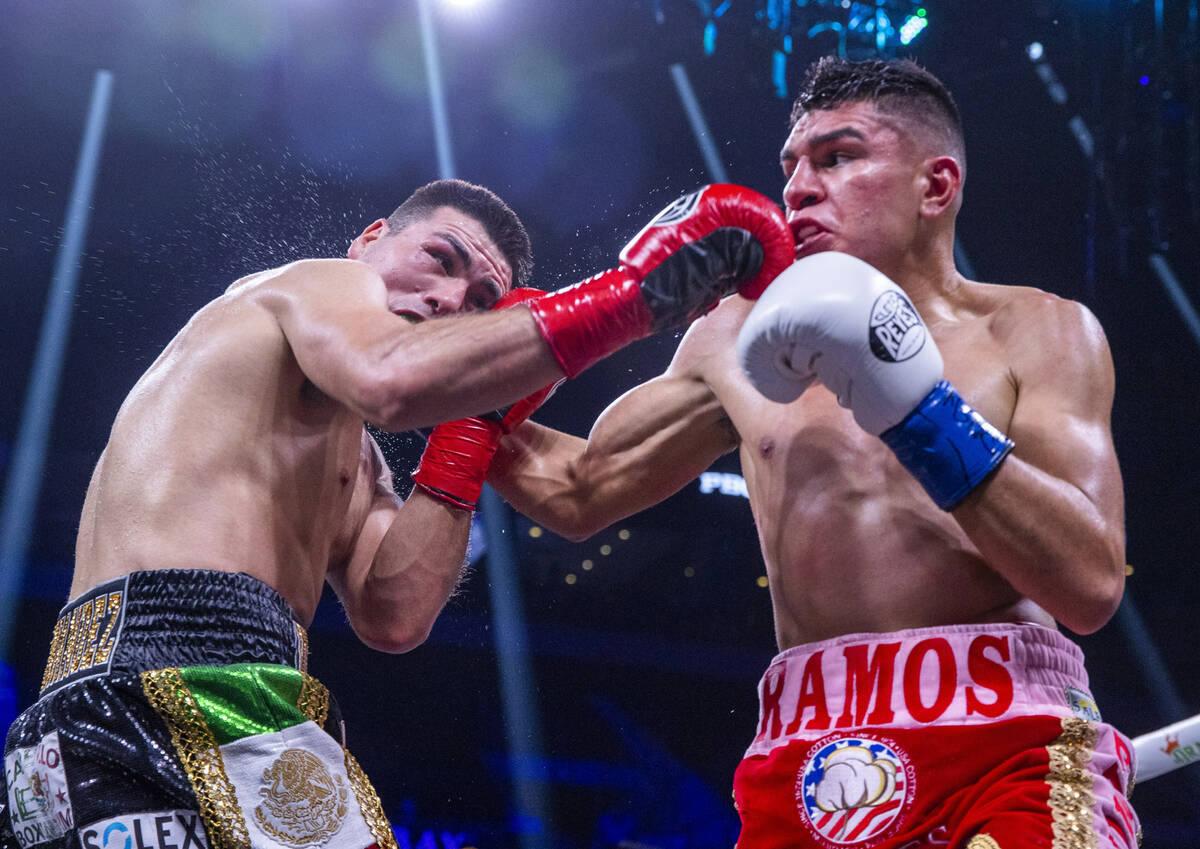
[2,570,396,849]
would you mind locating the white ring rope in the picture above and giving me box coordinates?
[1133,712,1200,781]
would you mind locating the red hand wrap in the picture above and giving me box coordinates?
[412,418,503,511]
[620,183,793,300]
[413,286,558,510]
[526,267,649,379]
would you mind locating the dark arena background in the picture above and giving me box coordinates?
[2,1,1199,847]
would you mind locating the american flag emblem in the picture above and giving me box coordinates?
[795,735,912,846]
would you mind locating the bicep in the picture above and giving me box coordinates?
[326,433,402,602]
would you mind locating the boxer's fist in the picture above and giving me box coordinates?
[413,288,562,510]
[529,184,793,377]
[737,252,1013,510]
[619,183,795,311]
[737,251,942,434]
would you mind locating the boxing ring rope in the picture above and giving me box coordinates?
[1134,713,1200,782]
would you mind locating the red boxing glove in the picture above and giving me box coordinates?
[412,288,562,511]
[527,184,793,378]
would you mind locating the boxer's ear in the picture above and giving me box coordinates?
[918,156,962,219]
[348,219,389,259]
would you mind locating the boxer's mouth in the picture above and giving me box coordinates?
[792,221,830,257]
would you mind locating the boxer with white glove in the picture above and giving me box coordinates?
[736,251,1013,510]
[530,183,794,378]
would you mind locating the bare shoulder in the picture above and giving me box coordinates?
[967,281,1107,356]
[240,258,383,300]
[965,281,1112,396]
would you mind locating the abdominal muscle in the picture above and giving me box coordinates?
[739,387,1054,651]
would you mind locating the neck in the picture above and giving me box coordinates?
[880,234,964,322]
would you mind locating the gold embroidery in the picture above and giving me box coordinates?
[79,597,103,670]
[93,591,122,665]
[1046,717,1099,849]
[967,835,1002,849]
[40,617,68,691]
[40,588,125,692]
[67,602,90,675]
[142,668,251,849]
[294,622,309,674]
[343,748,398,849]
[255,748,348,846]
[296,673,330,728]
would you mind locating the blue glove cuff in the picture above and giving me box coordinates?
[880,380,1014,511]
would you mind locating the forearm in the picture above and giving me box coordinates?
[366,308,566,431]
[490,382,737,540]
[488,423,619,540]
[953,454,1125,634]
[339,489,472,652]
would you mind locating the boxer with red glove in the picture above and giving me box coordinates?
[413,288,564,510]
[530,183,793,378]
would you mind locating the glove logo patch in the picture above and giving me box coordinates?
[646,188,703,228]
[868,291,926,363]
[795,734,914,847]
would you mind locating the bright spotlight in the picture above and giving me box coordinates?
[1027,42,1044,61]
[898,14,927,45]
[443,0,487,6]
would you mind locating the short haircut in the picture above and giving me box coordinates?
[386,179,533,287]
[791,57,965,171]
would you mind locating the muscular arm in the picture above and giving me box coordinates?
[327,433,472,652]
[489,338,739,540]
[260,259,565,431]
[954,299,1125,635]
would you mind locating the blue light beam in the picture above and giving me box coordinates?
[0,70,114,660]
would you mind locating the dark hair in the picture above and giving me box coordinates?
[386,179,533,287]
[791,57,965,168]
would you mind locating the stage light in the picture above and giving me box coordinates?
[898,13,927,45]
[1139,75,1151,86]
[665,1,931,97]
[1027,42,1044,61]
[443,0,487,7]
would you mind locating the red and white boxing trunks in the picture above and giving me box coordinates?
[732,623,1140,849]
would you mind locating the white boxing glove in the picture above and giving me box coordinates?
[736,251,943,434]
[737,252,1014,510]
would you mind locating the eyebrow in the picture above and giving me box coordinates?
[438,231,504,301]
[436,231,472,269]
[780,126,868,163]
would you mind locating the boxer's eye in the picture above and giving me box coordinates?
[428,248,454,274]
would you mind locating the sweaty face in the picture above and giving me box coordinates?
[779,101,927,273]
[352,206,512,321]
